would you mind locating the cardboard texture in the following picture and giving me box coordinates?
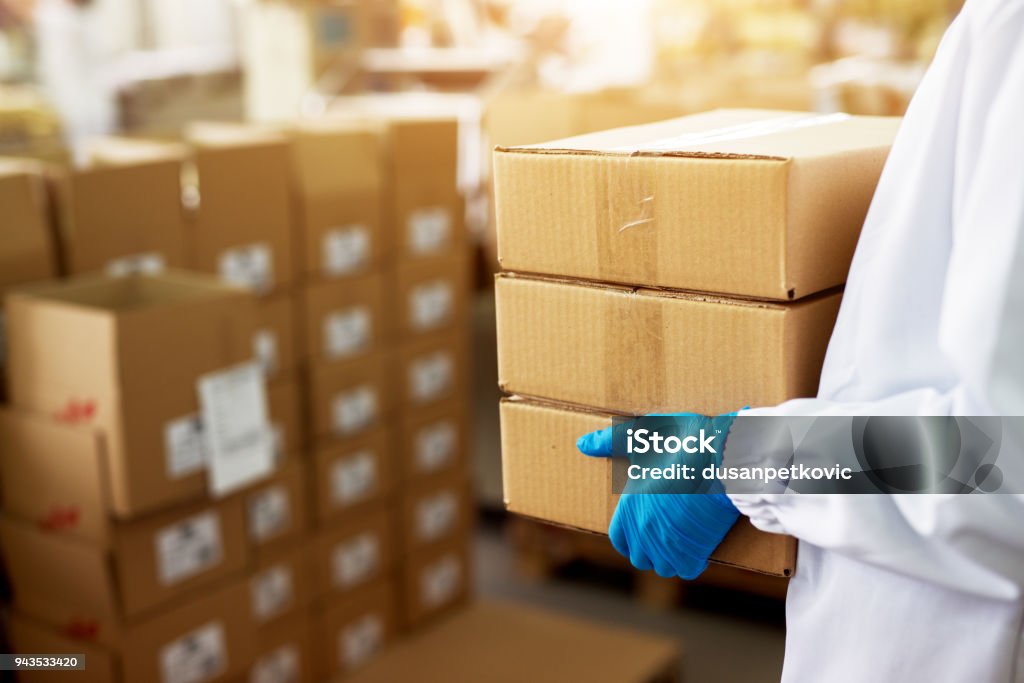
[307,352,394,441]
[399,472,473,556]
[313,579,397,680]
[253,293,299,380]
[396,399,468,483]
[345,599,679,683]
[53,138,189,275]
[185,123,295,292]
[400,535,471,629]
[392,332,468,411]
[499,397,797,577]
[495,273,841,416]
[300,273,385,363]
[268,374,304,460]
[0,159,57,296]
[0,495,249,632]
[388,250,470,340]
[494,109,900,300]
[312,428,393,525]
[289,119,386,280]
[250,613,315,683]
[242,459,309,555]
[248,543,314,628]
[4,272,257,516]
[311,505,394,600]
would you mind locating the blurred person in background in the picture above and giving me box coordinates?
[579,1,1024,681]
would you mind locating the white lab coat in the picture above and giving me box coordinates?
[729,1,1024,680]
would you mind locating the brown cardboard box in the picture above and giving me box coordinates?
[500,397,797,577]
[242,459,309,555]
[0,159,57,296]
[185,122,294,293]
[0,496,249,632]
[396,399,468,482]
[400,472,473,556]
[300,273,385,364]
[312,428,393,525]
[253,293,299,380]
[4,272,257,516]
[307,352,394,441]
[249,613,315,683]
[53,138,189,275]
[8,579,256,683]
[311,506,394,600]
[268,374,304,460]
[248,543,313,628]
[400,536,471,629]
[494,109,899,300]
[313,579,397,680]
[342,600,679,683]
[388,250,470,340]
[392,332,468,410]
[289,119,386,280]
[495,273,841,416]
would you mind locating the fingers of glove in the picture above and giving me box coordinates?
[629,546,654,572]
[576,426,613,457]
[677,557,709,581]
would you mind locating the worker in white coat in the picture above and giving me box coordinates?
[578,0,1024,679]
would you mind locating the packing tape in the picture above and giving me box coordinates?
[602,287,667,412]
[597,152,659,284]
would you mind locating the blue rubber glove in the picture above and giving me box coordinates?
[577,413,741,579]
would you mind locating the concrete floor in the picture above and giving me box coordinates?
[469,290,786,683]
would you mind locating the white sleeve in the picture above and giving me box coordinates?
[731,17,1024,602]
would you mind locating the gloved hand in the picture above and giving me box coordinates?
[577,412,741,579]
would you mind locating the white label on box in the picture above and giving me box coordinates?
[199,362,275,497]
[409,281,453,331]
[330,450,377,507]
[247,484,291,543]
[155,512,223,586]
[250,563,295,622]
[250,645,299,683]
[415,420,457,474]
[407,207,452,255]
[253,328,279,377]
[106,252,166,277]
[165,414,206,479]
[324,307,371,359]
[160,621,227,683]
[421,554,461,609]
[331,386,377,436]
[415,490,459,543]
[331,532,380,589]
[323,225,370,275]
[219,242,274,294]
[340,614,384,672]
[409,351,454,403]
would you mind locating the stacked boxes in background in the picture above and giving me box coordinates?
[493,109,901,577]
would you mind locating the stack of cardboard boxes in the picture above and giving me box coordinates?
[493,109,901,577]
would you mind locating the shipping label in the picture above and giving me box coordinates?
[165,414,206,479]
[409,280,453,331]
[407,206,451,255]
[159,621,227,683]
[340,614,384,672]
[324,307,371,359]
[415,490,459,543]
[409,351,454,403]
[106,252,166,277]
[331,532,380,589]
[250,564,295,622]
[331,386,378,436]
[250,645,299,683]
[323,225,370,276]
[330,450,377,507]
[219,242,274,293]
[415,420,457,474]
[247,484,291,543]
[155,511,223,585]
[421,554,461,609]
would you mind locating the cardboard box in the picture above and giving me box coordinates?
[289,119,386,280]
[495,273,841,416]
[342,600,679,683]
[249,613,315,683]
[0,159,57,296]
[268,374,305,460]
[313,580,397,680]
[400,472,473,556]
[300,273,385,363]
[392,332,468,410]
[185,123,295,293]
[400,536,471,629]
[311,506,394,600]
[494,109,899,300]
[53,138,189,276]
[388,250,470,340]
[8,578,256,683]
[396,399,468,482]
[4,272,257,516]
[242,459,309,555]
[253,293,299,380]
[307,352,394,441]
[499,397,797,577]
[312,428,393,525]
[248,543,313,628]
[0,496,249,632]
